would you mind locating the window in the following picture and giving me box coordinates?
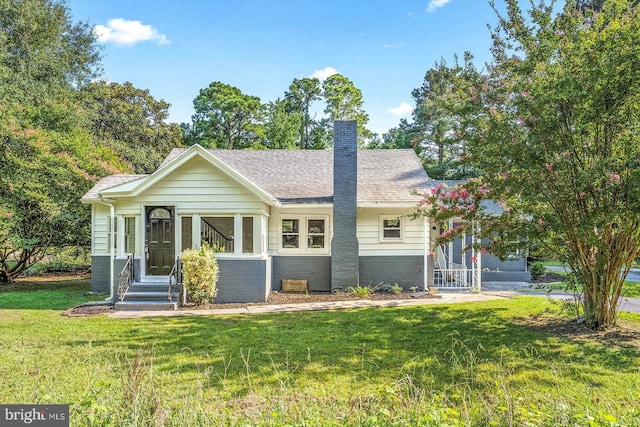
[381,216,403,241]
[242,217,254,253]
[202,217,234,253]
[281,219,300,249]
[307,219,325,249]
[124,217,136,254]
[181,216,192,252]
[280,217,328,252]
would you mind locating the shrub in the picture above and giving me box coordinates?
[24,246,90,276]
[345,284,373,297]
[389,284,403,294]
[180,244,219,305]
[530,261,546,280]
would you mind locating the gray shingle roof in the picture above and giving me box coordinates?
[84,148,430,205]
[81,175,146,201]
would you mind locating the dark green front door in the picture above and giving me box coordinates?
[146,207,174,275]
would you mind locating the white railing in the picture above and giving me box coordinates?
[433,268,475,290]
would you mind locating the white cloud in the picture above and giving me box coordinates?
[310,67,338,81]
[94,18,169,46]
[426,0,452,13]
[382,42,403,49]
[387,102,413,117]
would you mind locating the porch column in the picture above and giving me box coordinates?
[193,214,201,249]
[234,214,242,254]
[253,215,262,255]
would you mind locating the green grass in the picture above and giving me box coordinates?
[0,277,103,309]
[2,279,640,426]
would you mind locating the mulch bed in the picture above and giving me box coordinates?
[529,272,566,284]
[62,303,114,317]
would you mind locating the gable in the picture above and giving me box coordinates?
[116,157,267,214]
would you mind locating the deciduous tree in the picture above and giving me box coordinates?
[263,99,301,149]
[0,0,128,282]
[417,0,640,328]
[83,81,184,173]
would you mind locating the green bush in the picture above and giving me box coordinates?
[180,244,219,305]
[530,261,546,280]
[24,246,90,276]
[345,284,373,297]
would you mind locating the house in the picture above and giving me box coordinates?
[82,121,452,309]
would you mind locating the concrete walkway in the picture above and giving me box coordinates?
[109,292,506,319]
[109,280,640,319]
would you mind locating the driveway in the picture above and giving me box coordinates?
[547,265,640,282]
[481,281,640,314]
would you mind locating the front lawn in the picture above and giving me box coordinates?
[1,279,640,426]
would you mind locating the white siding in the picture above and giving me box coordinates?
[268,206,333,255]
[92,204,111,255]
[267,206,425,256]
[116,157,268,214]
[357,208,425,255]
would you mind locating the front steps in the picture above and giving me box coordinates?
[115,276,181,311]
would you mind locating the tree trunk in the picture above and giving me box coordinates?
[0,269,10,284]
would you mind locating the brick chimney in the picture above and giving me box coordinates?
[331,120,359,291]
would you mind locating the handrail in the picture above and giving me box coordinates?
[117,254,134,302]
[168,256,182,304]
[201,218,234,253]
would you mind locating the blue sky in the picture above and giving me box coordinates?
[68,0,507,136]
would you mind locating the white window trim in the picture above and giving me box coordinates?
[278,215,330,255]
[379,215,404,242]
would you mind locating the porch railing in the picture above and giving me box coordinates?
[433,267,474,290]
[117,254,134,302]
[201,218,234,253]
[169,256,182,304]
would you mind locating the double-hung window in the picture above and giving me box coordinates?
[280,216,328,253]
[380,216,403,241]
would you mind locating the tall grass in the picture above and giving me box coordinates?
[1,280,640,425]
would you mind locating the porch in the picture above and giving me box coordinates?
[431,219,482,292]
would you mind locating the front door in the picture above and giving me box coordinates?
[145,206,174,275]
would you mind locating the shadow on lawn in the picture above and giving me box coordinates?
[74,300,640,395]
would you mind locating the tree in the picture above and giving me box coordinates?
[369,119,419,150]
[0,0,100,104]
[0,124,127,282]
[417,0,640,328]
[284,77,321,149]
[83,81,184,173]
[263,98,301,149]
[411,54,481,179]
[0,0,129,282]
[188,82,265,149]
[322,74,372,145]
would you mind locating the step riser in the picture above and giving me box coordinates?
[115,302,177,311]
[129,285,176,293]
[123,294,180,302]
[139,276,171,284]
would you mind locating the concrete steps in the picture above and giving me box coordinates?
[115,276,180,311]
